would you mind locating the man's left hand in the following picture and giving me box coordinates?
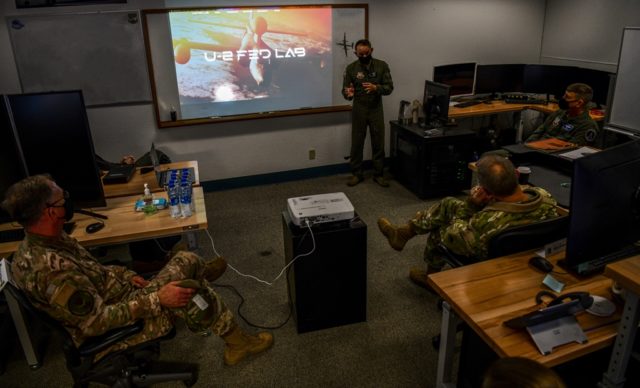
[362,82,377,93]
[131,275,149,288]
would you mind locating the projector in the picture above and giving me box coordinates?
[287,192,355,226]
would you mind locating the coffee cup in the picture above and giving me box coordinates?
[517,166,531,185]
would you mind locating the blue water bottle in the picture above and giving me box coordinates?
[180,181,192,217]
[167,181,181,218]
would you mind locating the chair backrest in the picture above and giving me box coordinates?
[487,215,569,259]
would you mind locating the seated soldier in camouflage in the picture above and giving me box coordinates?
[377,155,559,291]
[525,83,599,146]
[1,174,272,365]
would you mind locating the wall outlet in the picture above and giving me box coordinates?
[308,149,316,160]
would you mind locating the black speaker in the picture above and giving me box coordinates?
[282,212,367,333]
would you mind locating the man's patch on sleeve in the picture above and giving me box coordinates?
[585,128,597,142]
[67,291,95,316]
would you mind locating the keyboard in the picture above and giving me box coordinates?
[504,98,548,105]
[576,245,640,275]
[0,222,76,243]
[454,100,482,108]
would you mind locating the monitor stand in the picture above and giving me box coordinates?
[75,209,108,220]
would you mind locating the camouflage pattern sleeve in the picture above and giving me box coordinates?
[106,264,137,282]
[41,271,162,338]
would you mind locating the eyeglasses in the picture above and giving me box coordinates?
[354,51,371,58]
[46,190,69,208]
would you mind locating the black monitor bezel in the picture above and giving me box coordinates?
[423,80,451,125]
[7,90,106,210]
[564,139,640,273]
[433,62,476,97]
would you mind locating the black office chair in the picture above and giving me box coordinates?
[4,282,198,387]
[437,214,569,267]
[432,215,570,348]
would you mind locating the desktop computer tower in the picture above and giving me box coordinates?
[281,212,367,333]
[390,121,475,198]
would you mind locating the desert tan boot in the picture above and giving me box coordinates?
[377,217,416,251]
[222,326,274,366]
[409,267,440,294]
[203,256,228,282]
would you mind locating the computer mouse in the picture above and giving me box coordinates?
[528,256,554,273]
[86,222,105,234]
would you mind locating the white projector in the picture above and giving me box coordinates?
[287,192,355,226]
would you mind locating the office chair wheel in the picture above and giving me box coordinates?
[29,363,42,370]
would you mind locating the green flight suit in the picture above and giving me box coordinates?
[342,57,394,177]
[526,109,599,146]
[411,187,559,270]
[11,233,234,359]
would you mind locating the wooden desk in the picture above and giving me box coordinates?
[0,186,207,257]
[428,250,620,388]
[449,100,604,120]
[102,160,199,198]
[601,256,640,387]
[449,101,604,143]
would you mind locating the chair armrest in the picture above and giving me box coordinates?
[78,320,145,357]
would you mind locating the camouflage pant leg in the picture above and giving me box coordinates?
[148,250,210,287]
[411,197,468,234]
[96,311,175,360]
[147,251,235,337]
[423,232,447,271]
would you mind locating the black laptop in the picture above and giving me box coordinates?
[149,143,195,187]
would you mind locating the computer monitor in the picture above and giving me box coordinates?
[0,96,28,224]
[523,65,576,97]
[562,139,640,275]
[433,62,476,97]
[423,80,451,127]
[475,64,525,96]
[574,67,614,107]
[7,90,106,209]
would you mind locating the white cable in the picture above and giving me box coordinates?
[204,219,316,286]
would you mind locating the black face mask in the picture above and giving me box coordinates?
[62,198,74,222]
[558,98,569,110]
[358,55,371,65]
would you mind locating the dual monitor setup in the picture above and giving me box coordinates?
[0,90,105,228]
[422,62,614,128]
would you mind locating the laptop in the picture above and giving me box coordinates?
[149,143,195,187]
[102,163,135,184]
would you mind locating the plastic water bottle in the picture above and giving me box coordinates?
[167,182,181,218]
[179,181,193,218]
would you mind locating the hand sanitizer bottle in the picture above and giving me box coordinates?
[143,183,157,215]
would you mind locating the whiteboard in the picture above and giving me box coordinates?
[607,27,640,134]
[7,11,151,106]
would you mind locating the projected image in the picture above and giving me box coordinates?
[169,8,332,119]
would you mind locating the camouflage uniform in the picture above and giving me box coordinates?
[342,58,394,178]
[11,232,234,358]
[526,109,599,146]
[411,187,558,270]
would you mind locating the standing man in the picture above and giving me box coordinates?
[525,83,599,146]
[342,39,394,187]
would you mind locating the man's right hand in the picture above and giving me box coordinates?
[469,186,492,207]
[158,281,196,308]
[344,83,354,99]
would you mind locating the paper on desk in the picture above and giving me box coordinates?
[558,146,599,160]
